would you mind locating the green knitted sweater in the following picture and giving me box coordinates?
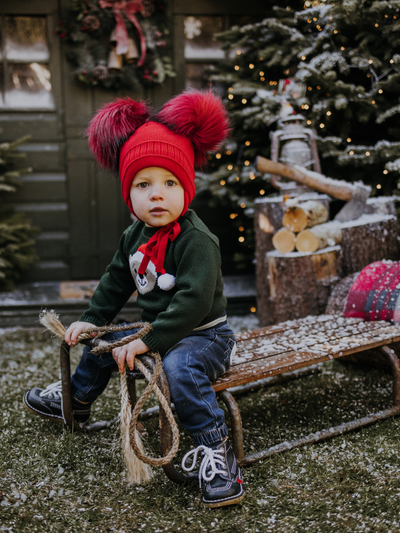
[80,210,227,355]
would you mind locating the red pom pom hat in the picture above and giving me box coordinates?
[119,122,196,217]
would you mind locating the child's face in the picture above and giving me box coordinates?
[130,167,185,227]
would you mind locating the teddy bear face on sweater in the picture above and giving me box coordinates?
[129,251,176,294]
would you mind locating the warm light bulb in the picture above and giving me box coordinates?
[238,236,245,242]
[227,164,233,170]
[349,151,354,155]
[215,153,221,159]
[230,213,238,219]
[383,170,389,175]
[250,307,256,313]
[244,160,250,166]
[240,203,246,208]
[234,65,240,71]
[249,172,255,180]
[319,123,325,128]
[249,64,254,69]
[259,189,265,195]
[347,138,351,142]
[242,98,247,104]
[228,94,234,100]
[220,180,226,186]
[245,141,251,146]
[326,111,331,116]
[376,184,382,189]
[378,89,383,94]
[366,151,370,156]
[236,50,241,55]
[239,226,244,232]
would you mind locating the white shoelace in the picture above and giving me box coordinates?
[39,380,62,399]
[181,445,228,487]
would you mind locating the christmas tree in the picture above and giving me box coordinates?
[199,0,400,271]
[0,135,38,291]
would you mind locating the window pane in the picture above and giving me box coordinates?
[5,17,49,62]
[5,63,54,109]
[184,16,225,60]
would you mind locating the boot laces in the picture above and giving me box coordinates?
[181,445,228,487]
[39,380,62,400]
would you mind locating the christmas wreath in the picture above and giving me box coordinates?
[55,0,175,89]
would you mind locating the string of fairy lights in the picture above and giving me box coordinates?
[209,4,399,249]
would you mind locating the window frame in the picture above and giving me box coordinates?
[0,0,61,112]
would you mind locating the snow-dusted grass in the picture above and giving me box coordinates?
[1,319,400,532]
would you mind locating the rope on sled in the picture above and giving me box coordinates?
[39,309,180,484]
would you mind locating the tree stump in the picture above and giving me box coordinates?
[254,193,331,324]
[339,214,399,276]
[262,245,342,325]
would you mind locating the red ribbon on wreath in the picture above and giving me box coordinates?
[99,0,146,66]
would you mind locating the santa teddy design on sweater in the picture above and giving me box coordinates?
[129,249,176,294]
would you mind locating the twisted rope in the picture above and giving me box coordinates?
[39,310,180,479]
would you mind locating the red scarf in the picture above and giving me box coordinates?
[138,221,181,275]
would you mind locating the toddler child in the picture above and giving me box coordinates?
[23,90,243,508]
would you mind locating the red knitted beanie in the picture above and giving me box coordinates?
[119,122,196,217]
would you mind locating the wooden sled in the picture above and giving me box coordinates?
[59,314,400,484]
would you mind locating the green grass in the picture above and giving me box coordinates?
[1,324,400,532]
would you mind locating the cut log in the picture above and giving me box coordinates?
[263,246,342,325]
[254,194,331,325]
[282,200,328,232]
[272,228,296,254]
[256,156,357,201]
[296,223,342,253]
[339,214,399,276]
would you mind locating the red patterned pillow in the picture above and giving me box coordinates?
[343,261,400,322]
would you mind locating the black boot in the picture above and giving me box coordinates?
[23,381,91,424]
[182,438,244,508]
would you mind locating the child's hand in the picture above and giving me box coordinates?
[112,339,149,373]
[65,321,97,346]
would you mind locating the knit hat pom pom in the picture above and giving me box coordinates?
[87,98,151,172]
[156,91,230,168]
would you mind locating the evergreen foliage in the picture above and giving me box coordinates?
[200,0,400,270]
[0,135,38,291]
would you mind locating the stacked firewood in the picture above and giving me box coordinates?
[272,198,342,254]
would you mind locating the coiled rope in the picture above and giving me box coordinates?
[39,310,180,484]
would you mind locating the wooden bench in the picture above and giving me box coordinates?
[59,314,400,485]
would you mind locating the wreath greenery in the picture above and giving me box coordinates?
[55,0,175,89]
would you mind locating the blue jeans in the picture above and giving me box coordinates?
[71,322,236,447]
